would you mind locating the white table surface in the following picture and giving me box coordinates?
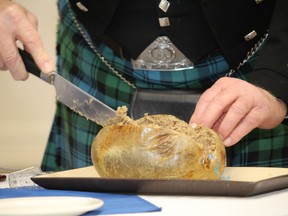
[111,189,288,216]
[1,168,288,216]
[1,179,288,216]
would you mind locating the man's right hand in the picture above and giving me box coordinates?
[0,0,54,80]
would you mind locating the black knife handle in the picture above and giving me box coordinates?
[18,48,41,78]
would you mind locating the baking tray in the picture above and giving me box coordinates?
[32,166,288,197]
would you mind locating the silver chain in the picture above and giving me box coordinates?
[66,1,137,89]
[225,32,269,77]
[67,0,268,84]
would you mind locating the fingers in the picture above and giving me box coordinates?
[189,83,224,127]
[190,77,238,128]
[216,99,261,146]
[16,10,54,73]
[190,77,287,147]
[221,112,259,146]
[214,95,255,140]
[0,2,54,80]
[191,85,253,146]
[0,37,28,80]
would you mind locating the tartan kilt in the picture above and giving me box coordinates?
[41,0,288,171]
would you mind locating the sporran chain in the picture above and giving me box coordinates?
[67,0,268,86]
[225,32,268,77]
[67,0,136,89]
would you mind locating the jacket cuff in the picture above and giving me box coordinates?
[246,69,288,124]
[246,69,288,104]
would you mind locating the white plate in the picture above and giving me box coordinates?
[0,196,104,216]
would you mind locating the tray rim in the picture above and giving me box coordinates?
[32,172,288,197]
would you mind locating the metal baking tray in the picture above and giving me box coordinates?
[32,166,288,197]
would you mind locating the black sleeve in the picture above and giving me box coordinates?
[247,0,288,104]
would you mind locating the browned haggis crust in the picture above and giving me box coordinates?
[91,106,226,180]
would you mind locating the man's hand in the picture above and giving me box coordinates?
[190,77,287,147]
[0,0,54,80]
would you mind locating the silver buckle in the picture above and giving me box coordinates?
[132,36,194,71]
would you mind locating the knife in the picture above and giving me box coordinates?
[19,48,117,126]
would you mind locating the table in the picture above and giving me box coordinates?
[99,188,288,216]
[1,185,287,215]
[1,168,288,216]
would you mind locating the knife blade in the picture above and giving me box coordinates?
[19,48,117,126]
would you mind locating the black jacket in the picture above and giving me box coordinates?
[69,0,288,103]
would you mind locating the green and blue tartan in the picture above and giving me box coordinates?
[41,0,288,171]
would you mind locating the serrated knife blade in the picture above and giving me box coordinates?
[19,48,116,126]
